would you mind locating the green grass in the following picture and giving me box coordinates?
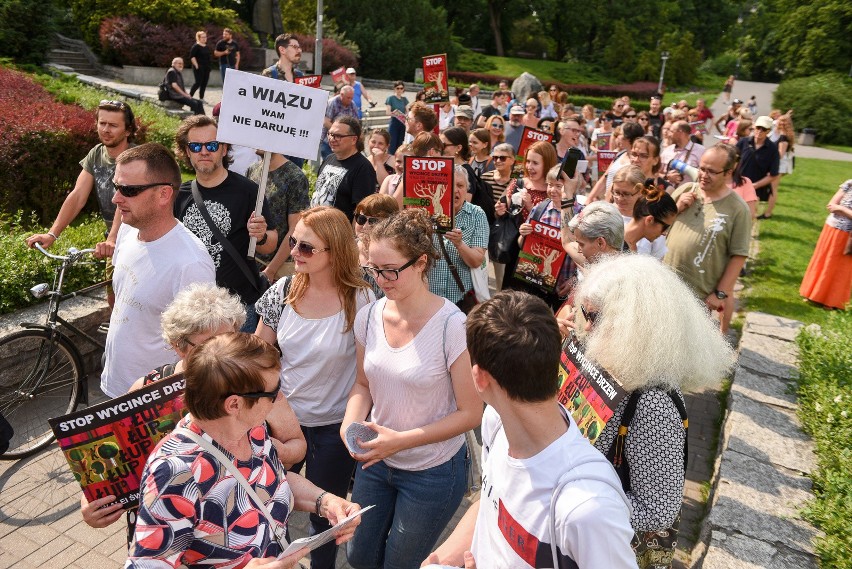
[741,157,850,327]
[796,312,852,569]
[465,54,616,85]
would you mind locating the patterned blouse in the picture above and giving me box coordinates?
[126,417,292,568]
[827,179,852,232]
[593,388,687,532]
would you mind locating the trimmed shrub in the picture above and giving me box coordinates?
[0,0,55,65]
[773,73,852,146]
[0,67,99,224]
[99,16,256,68]
[293,34,359,75]
[447,71,659,100]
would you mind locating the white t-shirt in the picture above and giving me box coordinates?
[101,222,215,397]
[471,406,637,569]
[355,297,466,471]
[256,278,374,426]
[622,214,668,260]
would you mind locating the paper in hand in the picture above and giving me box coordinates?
[344,422,378,455]
[280,504,376,557]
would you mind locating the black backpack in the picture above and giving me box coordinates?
[158,73,170,101]
[0,411,14,455]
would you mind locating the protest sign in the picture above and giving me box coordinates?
[295,75,322,89]
[597,150,619,174]
[595,131,612,151]
[403,156,454,232]
[557,333,627,444]
[331,66,347,85]
[49,374,188,510]
[513,220,565,293]
[422,54,449,104]
[513,127,553,176]
[689,120,707,136]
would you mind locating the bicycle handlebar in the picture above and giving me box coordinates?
[33,243,96,261]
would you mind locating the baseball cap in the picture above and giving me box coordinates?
[510,105,525,115]
[732,98,743,105]
[754,116,773,130]
[346,67,356,74]
[456,105,474,119]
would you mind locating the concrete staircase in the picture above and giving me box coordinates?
[46,33,120,79]
[47,48,100,76]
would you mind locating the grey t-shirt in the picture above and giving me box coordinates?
[79,143,123,226]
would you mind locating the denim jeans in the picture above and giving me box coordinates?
[289,423,356,569]
[240,303,258,333]
[219,63,231,82]
[346,444,468,569]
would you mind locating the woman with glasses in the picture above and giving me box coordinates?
[636,111,652,134]
[522,97,541,129]
[127,333,363,569]
[482,143,519,288]
[353,194,400,298]
[484,115,506,148]
[342,208,482,569]
[624,184,678,259]
[385,80,409,155]
[568,255,734,569]
[255,206,374,569]
[628,136,666,188]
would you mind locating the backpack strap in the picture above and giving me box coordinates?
[668,390,688,471]
[606,390,642,493]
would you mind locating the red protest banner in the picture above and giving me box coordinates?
[330,66,346,85]
[403,156,454,232]
[513,219,565,293]
[295,75,322,89]
[422,54,449,104]
[595,131,612,151]
[689,120,707,136]
[597,150,619,174]
[517,127,554,161]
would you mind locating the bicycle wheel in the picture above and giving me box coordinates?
[0,329,83,459]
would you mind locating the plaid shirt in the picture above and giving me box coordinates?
[429,202,489,304]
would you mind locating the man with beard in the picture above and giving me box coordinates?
[173,116,277,333]
[647,95,664,139]
[26,100,138,306]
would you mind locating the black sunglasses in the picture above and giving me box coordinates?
[355,213,381,226]
[231,379,281,402]
[113,181,172,197]
[99,99,127,109]
[625,114,637,118]
[654,219,671,232]
[580,304,598,324]
[187,141,221,153]
[361,257,419,282]
[289,235,330,257]
[492,155,512,161]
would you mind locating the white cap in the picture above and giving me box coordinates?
[346,67,356,75]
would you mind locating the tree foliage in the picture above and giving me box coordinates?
[773,73,852,146]
[0,0,56,65]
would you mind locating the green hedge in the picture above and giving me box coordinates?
[774,73,852,146]
[0,212,105,315]
[796,312,852,568]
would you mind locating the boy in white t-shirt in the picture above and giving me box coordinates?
[424,291,637,569]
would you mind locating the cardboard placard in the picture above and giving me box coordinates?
[557,333,627,444]
[422,54,449,104]
[403,156,454,232]
[330,66,347,85]
[49,374,188,510]
[513,220,565,293]
[514,127,554,176]
[689,120,707,136]
[295,74,322,89]
[597,150,619,174]
[595,131,612,151]
[216,69,328,161]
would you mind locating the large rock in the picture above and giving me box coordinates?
[511,72,543,103]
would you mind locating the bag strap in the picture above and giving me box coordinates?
[437,236,467,295]
[174,426,288,549]
[190,181,261,291]
[668,390,689,471]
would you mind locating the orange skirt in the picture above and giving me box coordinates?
[800,224,852,309]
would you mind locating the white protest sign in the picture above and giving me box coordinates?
[216,69,329,161]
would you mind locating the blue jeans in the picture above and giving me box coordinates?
[346,444,468,569]
[219,63,231,82]
[240,302,258,333]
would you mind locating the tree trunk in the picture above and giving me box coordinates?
[488,1,504,57]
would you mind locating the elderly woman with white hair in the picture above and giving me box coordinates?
[572,255,735,568]
[563,200,625,273]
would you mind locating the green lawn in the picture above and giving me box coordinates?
[469,54,616,85]
[742,157,850,326]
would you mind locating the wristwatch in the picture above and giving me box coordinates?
[713,289,728,300]
[257,232,269,246]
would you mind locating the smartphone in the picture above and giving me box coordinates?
[559,147,584,179]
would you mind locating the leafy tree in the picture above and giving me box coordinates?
[775,0,852,77]
[601,20,635,81]
[0,0,56,64]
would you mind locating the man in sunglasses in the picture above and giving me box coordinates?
[736,115,779,218]
[174,116,277,333]
[101,143,215,397]
[311,115,376,222]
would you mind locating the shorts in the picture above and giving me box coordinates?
[105,255,114,296]
[756,186,772,202]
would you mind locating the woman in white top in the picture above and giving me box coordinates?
[256,206,374,569]
[342,208,482,569]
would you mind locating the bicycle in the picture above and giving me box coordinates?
[0,244,110,460]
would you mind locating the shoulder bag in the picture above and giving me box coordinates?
[437,236,477,314]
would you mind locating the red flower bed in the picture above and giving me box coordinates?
[0,67,99,223]
[448,71,659,99]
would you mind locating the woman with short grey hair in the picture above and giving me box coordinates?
[566,200,625,267]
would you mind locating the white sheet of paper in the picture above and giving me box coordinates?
[280,504,375,557]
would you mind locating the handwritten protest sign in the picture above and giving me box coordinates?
[513,220,565,293]
[422,54,449,104]
[49,374,188,510]
[403,156,454,232]
[557,333,627,444]
[295,75,322,88]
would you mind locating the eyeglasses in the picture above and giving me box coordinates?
[395,87,404,90]
[654,219,672,232]
[187,140,221,153]
[289,236,330,257]
[561,126,582,134]
[287,43,302,50]
[580,305,598,324]
[755,126,769,132]
[698,166,728,176]
[612,190,640,199]
[113,181,172,197]
[601,117,613,122]
[546,182,565,190]
[638,117,649,121]
[99,100,127,109]
[230,379,281,402]
[362,257,419,281]
[328,132,357,141]
[625,114,637,118]
[629,151,650,160]
[354,213,381,226]
[491,123,504,129]
[492,155,512,162]
[442,142,458,151]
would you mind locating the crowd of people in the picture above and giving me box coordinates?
[21,30,850,569]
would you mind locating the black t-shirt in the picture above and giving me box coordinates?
[189,44,211,70]
[648,112,663,139]
[175,171,273,304]
[166,68,183,99]
[736,137,780,181]
[215,39,238,67]
[312,152,377,221]
[479,104,501,122]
